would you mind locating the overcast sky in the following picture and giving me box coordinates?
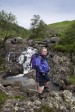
[0,0,75,28]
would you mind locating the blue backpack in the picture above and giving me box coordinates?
[31,53,39,69]
[31,53,44,69]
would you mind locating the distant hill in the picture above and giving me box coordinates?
[50,20,75,52]
[48,20,75,36]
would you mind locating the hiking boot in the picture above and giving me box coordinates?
[43,87,50,92]
[38,93,46,99]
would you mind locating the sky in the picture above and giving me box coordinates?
[0,0,75,29]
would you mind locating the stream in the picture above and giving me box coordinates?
[6,47,60,91]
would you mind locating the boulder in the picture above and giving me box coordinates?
[0,83,7,95]
[49,36,60,43]
[5,37,23,45]
[4,63,23,78]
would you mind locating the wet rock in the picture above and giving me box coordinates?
[4,63,23,78]
[24,78,36,86]
[0,83,7,95]
[24,70,36,79]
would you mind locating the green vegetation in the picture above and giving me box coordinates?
[68,75,75,85]
[54,43,75,52]
[0,10,29,39]
[0,90,7,109]
[30,15,47,40]
[48,20,75,37]
[53,21,75,52]
[0,65,8,72]
[61,22,75,44]
[0,10,75,53]
[30,19,75,41]
[15,95,27,100]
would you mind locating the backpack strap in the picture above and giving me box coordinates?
[39,55,44,63]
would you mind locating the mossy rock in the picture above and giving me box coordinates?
[35,105,55,112]
[0,65,8,72]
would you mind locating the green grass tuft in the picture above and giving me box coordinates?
[15,95,27,100]
[0,90,7,109]
[68,75,75,85]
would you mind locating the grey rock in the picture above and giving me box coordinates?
[50,36,60,43]
[0,83,7,95]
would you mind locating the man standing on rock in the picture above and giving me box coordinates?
[36,47,50,99]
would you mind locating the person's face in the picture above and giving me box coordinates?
[41,48,48,56]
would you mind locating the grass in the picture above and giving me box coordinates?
[15,95,27,100]
[54,43,75,53]
[0,90,7,109]
[48,21,73,28]
[68,75,75,85]
[48,20,75,36]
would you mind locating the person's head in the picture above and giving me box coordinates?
[40,47,48,56]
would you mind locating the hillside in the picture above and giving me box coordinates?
[0,19,29,39]
[49,20,75,52]
[48,20,75,36]
[0,10,29,39]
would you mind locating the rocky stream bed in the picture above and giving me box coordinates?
[0,36,75,112]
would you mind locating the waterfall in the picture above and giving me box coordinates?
[7,47,37,78]
[18,47,37,75]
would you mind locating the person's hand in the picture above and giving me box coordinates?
[40,72,45,76]
[45,73,48,75]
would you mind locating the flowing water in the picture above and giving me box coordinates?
[6,47,60,91]
[18,47,37,74]
[6,47,37,84]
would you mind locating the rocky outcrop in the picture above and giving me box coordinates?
[1,37,75,112]
[0,83,7,95]
[3,37,73,91]
[48,52,71,90]
[3,63,23,78]
[1,90,75,112]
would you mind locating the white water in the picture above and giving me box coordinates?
[18,47,37,75]
[7,47,37,78]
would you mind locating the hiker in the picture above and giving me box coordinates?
[35,47,50,99]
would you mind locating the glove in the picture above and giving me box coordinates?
[40,72,45,76]
[45,73,48,75]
